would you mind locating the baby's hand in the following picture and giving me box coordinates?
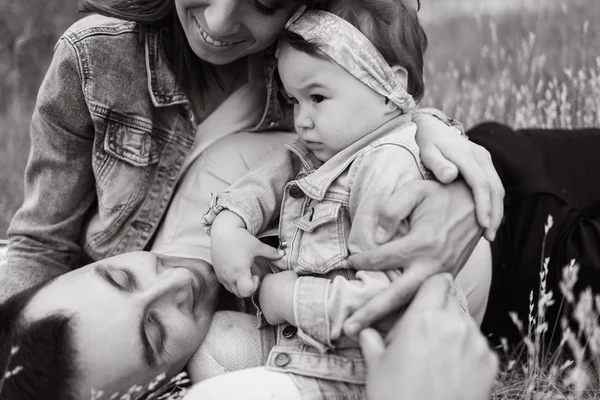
[211,211,284,298]
[259,271,298,325]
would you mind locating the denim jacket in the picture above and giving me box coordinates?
[202,115,436,383]
[3,13,463,299]
[3,14,289,295]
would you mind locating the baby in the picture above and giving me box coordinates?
[202,1,490,398]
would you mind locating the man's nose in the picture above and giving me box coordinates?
[141,268,192,304]
[204,0,242,38]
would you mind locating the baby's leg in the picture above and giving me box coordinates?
[183,367,302,400]
[454,238,493,326]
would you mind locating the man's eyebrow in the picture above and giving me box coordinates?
[93,265,158,368]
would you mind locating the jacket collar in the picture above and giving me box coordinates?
[286,114,412,200]
[145,28,189,108]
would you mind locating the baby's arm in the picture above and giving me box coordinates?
[260,137,426,349]
[211,210,283,297]
[203,147,297,297]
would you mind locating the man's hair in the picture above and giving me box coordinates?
[0,284,78,400]
[281,0,428,102]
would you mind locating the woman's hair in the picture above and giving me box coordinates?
[0,283,78,400]
[77,0,327,95]
[281,0,428,102]
[78,0,210,94]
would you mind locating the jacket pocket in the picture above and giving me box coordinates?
[296,201,349,273]
[94,116,160,227]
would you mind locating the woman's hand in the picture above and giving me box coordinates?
[211,211,284,298]
[360,274,498,400]
[344,180,482,335]
[414,114,504,240]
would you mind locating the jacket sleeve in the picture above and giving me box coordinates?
[293,143,425,350]
[201,147,298,236]
[3,37,96,300]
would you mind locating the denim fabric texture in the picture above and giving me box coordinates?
[4,15,291,296]
[203,115,438,384]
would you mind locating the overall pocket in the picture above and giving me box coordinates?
[296,201,349,273]
[94,117,159,227]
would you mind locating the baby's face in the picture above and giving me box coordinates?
[278,42,398,162]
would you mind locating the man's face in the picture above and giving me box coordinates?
[24,252,219,398]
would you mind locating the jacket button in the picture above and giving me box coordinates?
[289,185,303,199]
[282,325,297,339]
[274,352,290,367]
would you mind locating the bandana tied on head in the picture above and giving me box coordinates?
[281,8,416,114]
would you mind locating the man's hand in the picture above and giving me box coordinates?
[414,115,504,241]
[258,271,298,325]
[360,274,498,400]
[211,211,283,298]
[344,180,482,335]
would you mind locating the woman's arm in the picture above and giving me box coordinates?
[342,113,506,334]
[3,38,95,301]
[344,179,483,335]
[412,110,504,240]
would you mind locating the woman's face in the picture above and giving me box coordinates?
[24,252,219,398]
[174,0,301,64]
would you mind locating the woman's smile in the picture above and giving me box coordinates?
[193,16,245,48]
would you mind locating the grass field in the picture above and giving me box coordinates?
[1,0,599,398]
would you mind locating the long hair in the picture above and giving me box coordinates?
[78,0,215,94]
[77,0,328,96]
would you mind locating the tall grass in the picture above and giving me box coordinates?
[1,1,599,397]
[0,0,598,235]
[420,0,600,129]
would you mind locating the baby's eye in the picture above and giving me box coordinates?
[289,96,299,105]
[310,95,325,104]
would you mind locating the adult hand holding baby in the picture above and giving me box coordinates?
[360,274,498,400]
[210,210,284,298]
[345,180,483,335]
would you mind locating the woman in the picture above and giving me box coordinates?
[0,0,502,304]
[0,255,497,400]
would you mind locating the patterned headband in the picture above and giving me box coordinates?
[280,8,416,113]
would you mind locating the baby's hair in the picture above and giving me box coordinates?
[280,0,428,102]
